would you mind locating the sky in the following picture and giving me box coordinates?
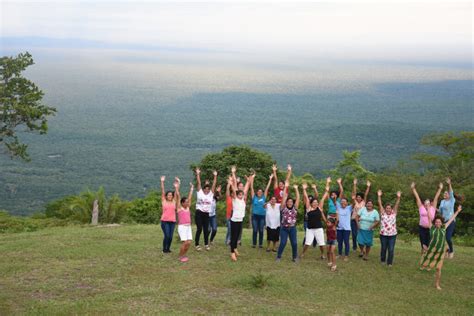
[1,1,472,65]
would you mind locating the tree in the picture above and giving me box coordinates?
[0,52,56,160]
[327,150,374,183]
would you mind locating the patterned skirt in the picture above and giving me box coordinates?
[420,227,447,270]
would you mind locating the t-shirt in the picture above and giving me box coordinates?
[419,205,436,228]
[226,196,233,219]
[196,189,214,213]
[231,198,246,222]
[161,202,176,222]
[274,187,288,204]
[307,208,323,229]
[358,207,380,231]
[281,207,297,227]
[265,203,281,229]
[352,200,365,219]
[252,195,266,216]
[380,212,397,236]
[327,227,336,241]
[328,198,341,215]
[337,205,352,231]
[439,191,455,222]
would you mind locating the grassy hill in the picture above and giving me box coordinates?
[1,225,473,314]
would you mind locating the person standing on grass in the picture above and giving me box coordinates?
[356,199,380,261]
[411,182,443,254]
[276,181,300,263]
[194,168,218,251]
[250,173,273,249]
[265,195,280,252]
[333,178,351,261]
[272,164,292,204]
[327,177,341,222]
[300,183,329,260]
[177,182,194,262]
[209,185,221,246]
[351,179,371,254]
[160,176,180,253]
[302,184,318,247]
[420,205,462,290]
[228,169,253,261]
[377,190,401,266]
[438,178,456,259]
[326,217,338,271]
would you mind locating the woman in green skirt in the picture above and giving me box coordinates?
[420,204,462,290]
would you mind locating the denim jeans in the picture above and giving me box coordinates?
[161,221,176,252]
[380,235,397,265]
[351,219,358,250]
[209,215,218,242]
[277,226,298,259]
[252,214,265,246]
[445,220,456,253]
[337,229,351,256]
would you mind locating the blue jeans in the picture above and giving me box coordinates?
[380,235,397,265]
[445,221,456,253]
[351,219,358,250]
[161,221,176,252]
[277,226,298,259]
[225,219,231,244]
[337,229,351,256]
[209,215,218,242]
[252,214,265,247]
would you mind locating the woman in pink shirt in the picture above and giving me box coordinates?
[411,182,443,254]
[177,183,194,262]
[160,176,180,254]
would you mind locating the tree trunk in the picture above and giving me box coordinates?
[91,199,99,225]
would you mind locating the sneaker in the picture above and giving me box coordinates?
[205,245,211,251]
[448,252,454,259]
[275,257,281,262]
[388,264,393,268]
[195,245,202,251]
[292,257,299,263]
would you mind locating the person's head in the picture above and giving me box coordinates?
[278,180,285,190]
[269,196,277,206]
[433,215,443,228]
[256,188,263,198]
[236,190,244,200]
[286,197,294,209]
[202,184,211,194]
[180,197,189,208]
[366,199,374,210]
[355,193,364,203]
[165,191,174,202]
[424,199,431,209]
[310,198,319,209]
[443,191,450,200]
[330,190,339,199]
[327,217,336,228]
[237,182,244,191]
[384,203,393,214]
[340,198,348,208]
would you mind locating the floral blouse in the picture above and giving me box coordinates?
[281,207,297,228]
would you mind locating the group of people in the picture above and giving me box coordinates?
[158,165,463,289]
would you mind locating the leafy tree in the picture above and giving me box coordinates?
[0,52,56,160]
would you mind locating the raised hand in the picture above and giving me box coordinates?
[446,177,451,185]
[175,177,181,184]
[269,174,274,180]
[326,177,332,183]
[410,182,416,189]
[302,183,308,190]
[325,184,330,192]
[336,178,342,185]
[396,191,402,198]
[293,184,298,190]
[457,205,462,212]
[272,164,278,172]
[213,170,218,177]
[173,181,179,189]
[231,165,237,173]
[366,180,371,187]
[311,184,317,190]
[439,182,444,190]
[216,185,222,193]
[287,164,292,171]
[195,168,201,175]
[189,182,194,189]
[285,180,290,188]
[353,178,358,185]
[377,190,382,197]
[160,176,166,182]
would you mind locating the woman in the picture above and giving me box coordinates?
[438,178,456,258]
[300,183,328,259]
[250,173,273,248]
[411,182,443,254]
[420,205,462,290]
[356,200,380,260]
[351,179,371,253]
[265,195,280,252]
[227,170,252,261]
[272,164,291,204]
[177,182,193,262]
[160,176,180,253]
[208,185,221,246]
[327,177,342,221]
[302,184,318,247]
[194,168,218,251]
[377,190,401,266]
[276,181,300,262]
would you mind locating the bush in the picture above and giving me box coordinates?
[124,191,162,224]
[0,211,69,233]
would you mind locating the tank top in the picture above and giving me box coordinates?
[231,198,246,222]
[307,207,323,229]
[177,208,191,225]
[161,202,176,222]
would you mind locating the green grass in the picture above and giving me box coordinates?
[0,225,473,315]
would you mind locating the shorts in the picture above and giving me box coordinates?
[327,240,336,246]
[357,229,374,247]
[266,227,280,242]
[418,225,430,248]
[178,225,193,241]
[305,228,326,246]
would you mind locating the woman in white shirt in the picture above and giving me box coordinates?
[265,195,281,252]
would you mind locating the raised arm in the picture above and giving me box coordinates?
[337,178,344,199]
[272,164,279,189]
[432,182,443,208]
[250,173,256,198]
[302,183,310,210]
[188,182,194,204]
[394,191,401,214]
[264,174,273,198]
[211,170,218,193]
[293,184,300,209]
[311,183,319,199]
[226,177,232,198]
[411,182,423,208]
[426,199,433,229]
[281,180,290,207]
[446,177,453,194]
[445,205,462,228]
[352,178,358,200]
[319,185,330,213]
[285,164,292,183]
[195,168,202,191]
[160,176,166,200]
[231,165,237,188]
[215,185,222,201]
[174,179,181,209]
[364,180,371,202]
[243,174,254,201]
[377,190,384,215]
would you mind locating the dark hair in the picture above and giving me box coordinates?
[180,197,188,204]
[165,191,175,197]
[236,190,244,195]
[279,180,285,185]
[341,197,348,203]
[331,190,339,197]
[308,195,314,200]
[310,197,318,204]
[286,197,295,207]
[203,184,211,190]
[433,215,443,224]
[366,199,374,204]
[328,217,336,224]
[356,193,364,199]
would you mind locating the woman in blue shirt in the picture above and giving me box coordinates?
[250,173,273,248]
[438,178,456,258]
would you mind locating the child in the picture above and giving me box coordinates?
[420,204,462,290]
[177,183,194,262]
[326,217,337,271]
